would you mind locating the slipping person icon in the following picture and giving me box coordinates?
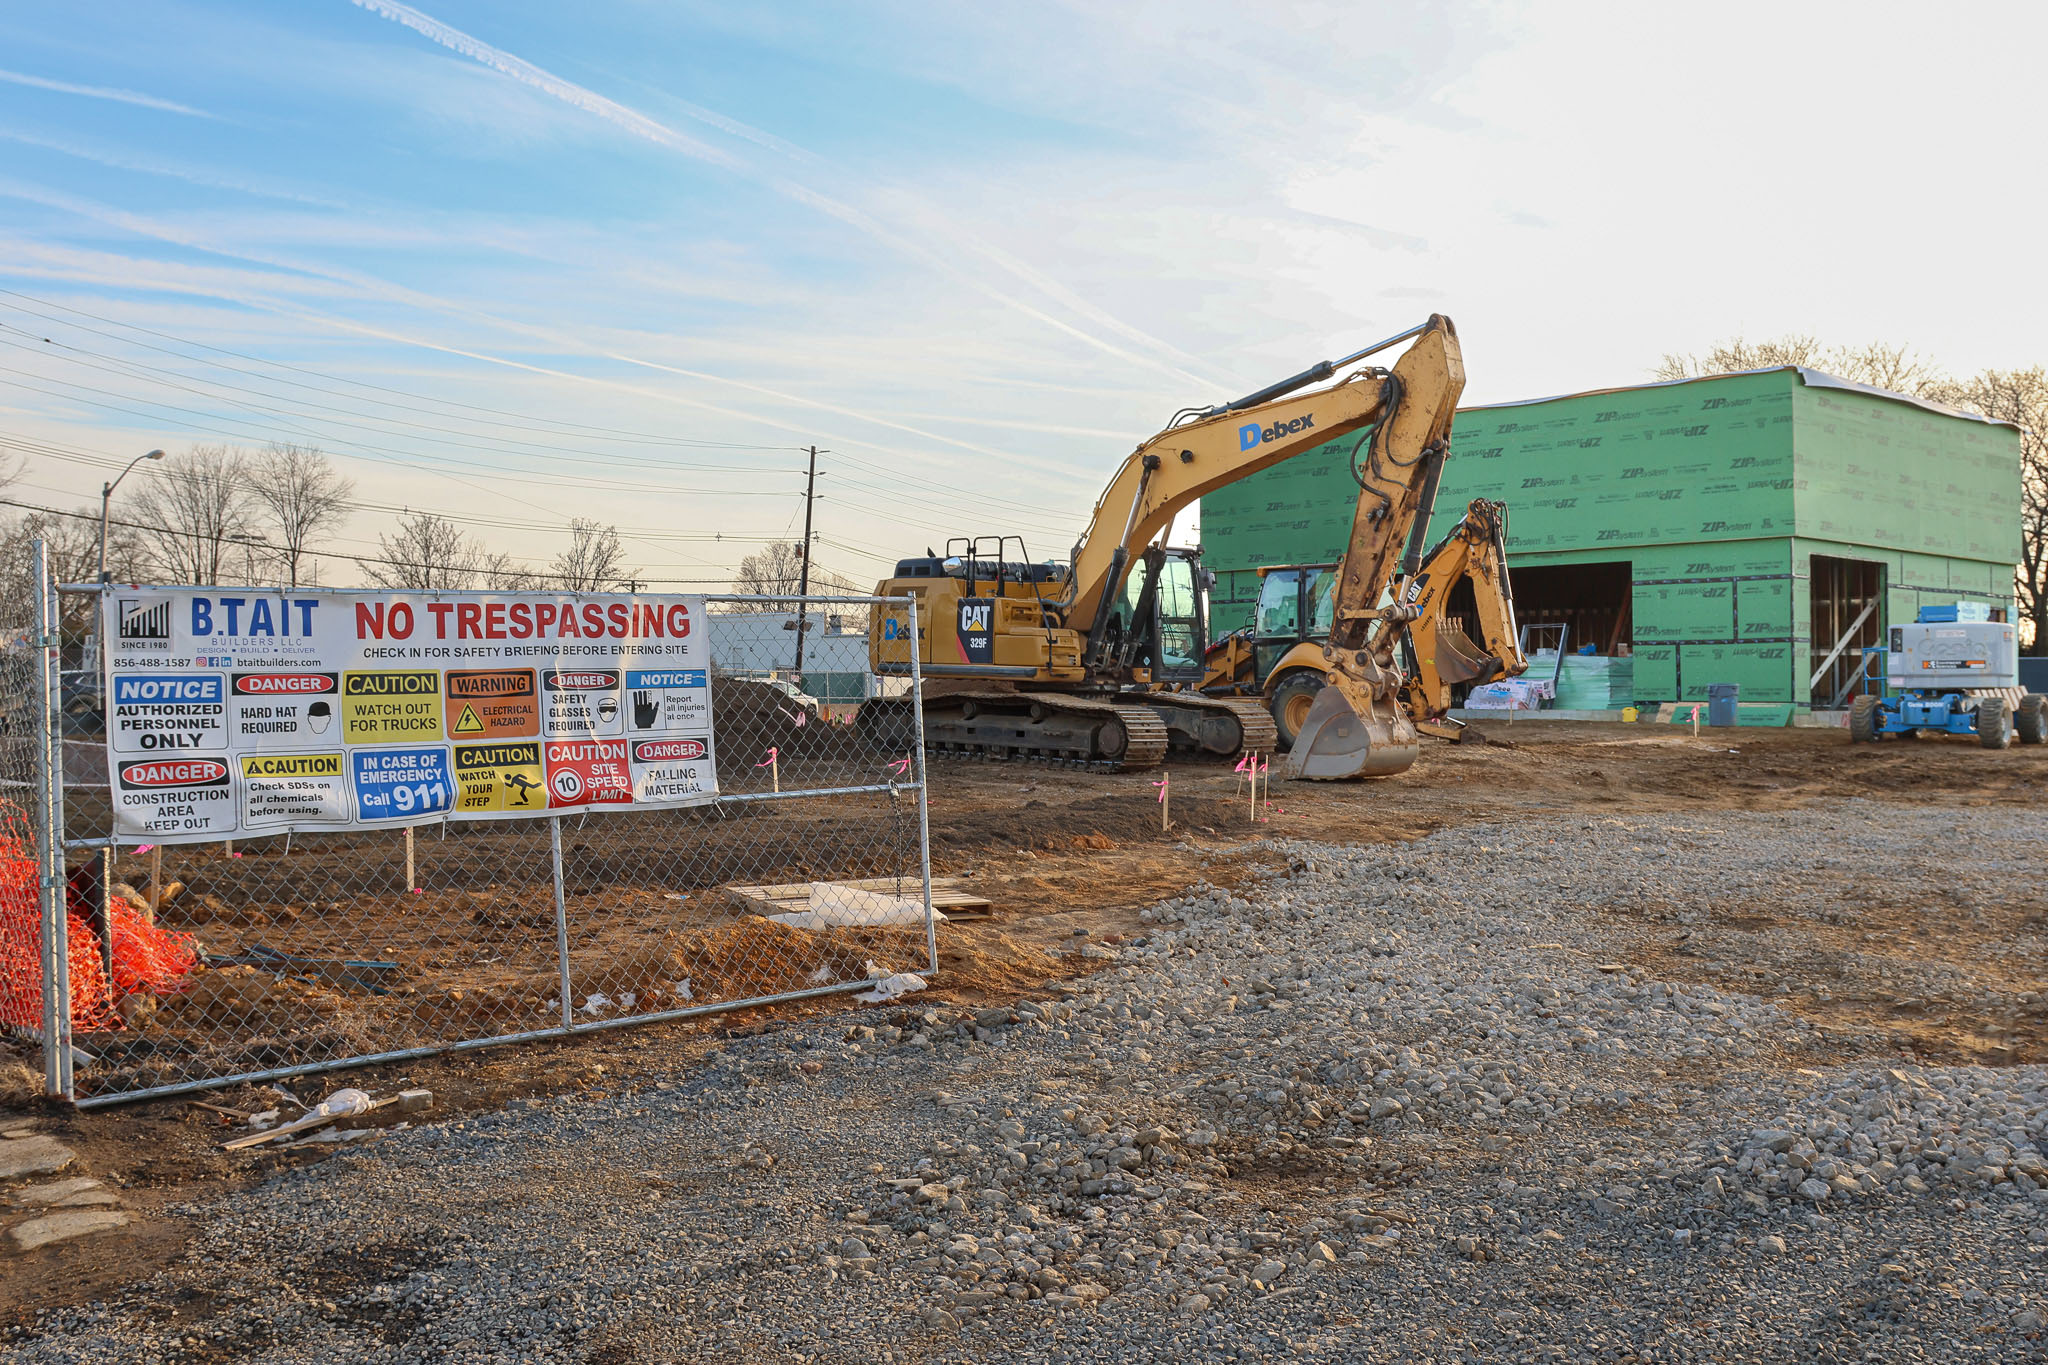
[505,771,541,807]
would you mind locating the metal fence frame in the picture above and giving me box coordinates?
[21,575,931,1108]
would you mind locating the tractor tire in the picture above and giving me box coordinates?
[1976,696,2013,750]
[1848,695,1880,744]
[2018,694,2048,746]
[1268,671,1327,752]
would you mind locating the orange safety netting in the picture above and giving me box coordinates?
[0,840,198,1032]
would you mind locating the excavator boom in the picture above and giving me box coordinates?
[1285,317,1466,778]
[869,315,1465,778]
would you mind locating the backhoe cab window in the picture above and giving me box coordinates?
[1306,568,1336,636]
[1258,569,1302,638]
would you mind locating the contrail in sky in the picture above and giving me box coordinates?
[0,67,215,118]
[346,0,1234,393]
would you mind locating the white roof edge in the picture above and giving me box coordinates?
[1462,366,2017,429]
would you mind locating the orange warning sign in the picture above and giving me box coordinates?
[443,669,539,739]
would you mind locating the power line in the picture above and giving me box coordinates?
[0,288,806,452]
[0,496,762,585]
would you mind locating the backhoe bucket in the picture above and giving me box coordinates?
[1284,684,1419,780]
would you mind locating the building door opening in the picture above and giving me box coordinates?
[1809,555,1883,706]
[1505,561,1633,655]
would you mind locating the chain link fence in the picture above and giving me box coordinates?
[7,574,934,1107]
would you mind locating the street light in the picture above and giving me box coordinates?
[99,448,165,584]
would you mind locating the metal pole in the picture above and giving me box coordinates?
[97,482,111,585]
[794,444,817,677]
[32,543,59,1097]
[37,547,73,1099]
[907,595,937,976]
[550,816,574,1027]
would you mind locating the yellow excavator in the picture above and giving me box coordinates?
[1200,498,1526,745]
[864,315,1465,779]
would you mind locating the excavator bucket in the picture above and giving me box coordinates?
[1284,685,1420,780]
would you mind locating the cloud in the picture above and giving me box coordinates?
[0,67,214,119]
[345,0,1234,392]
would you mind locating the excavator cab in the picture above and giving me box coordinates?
[1252,564,1338,681]
[1109,546,1212,685]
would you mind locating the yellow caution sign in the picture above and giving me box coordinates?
[452,740,545,813]
[341,671,443,744]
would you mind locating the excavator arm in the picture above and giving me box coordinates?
[1395,498,1526,738]
[1064,317,1463,656]
[1281,319,1467,777]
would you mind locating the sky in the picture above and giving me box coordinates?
[0,0,2043,589]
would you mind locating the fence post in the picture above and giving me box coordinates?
[33,543,72,1099]
[907,594,937,976]
[550,815,573,1029]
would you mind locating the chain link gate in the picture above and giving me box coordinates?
[19,580,933,1107]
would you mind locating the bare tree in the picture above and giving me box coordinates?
[1655,334,1946,398]
[1948,368,2048,652]
[131,444,251,586]
[249,443,354,588]
[549,518,630,592]
[0,507,144,644]
[360,511,491,590]
[477,550,545,592]
[731,540,807,608]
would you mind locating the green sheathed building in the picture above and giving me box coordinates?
[1199,368,2021,710]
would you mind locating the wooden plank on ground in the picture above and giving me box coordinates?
[725,875,993,918]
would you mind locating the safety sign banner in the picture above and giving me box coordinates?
[103,588,717,842]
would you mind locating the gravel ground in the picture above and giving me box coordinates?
[9,801,2048,1363]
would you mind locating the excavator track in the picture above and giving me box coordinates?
[1128,691,1277,760]
[858,690,1169,770]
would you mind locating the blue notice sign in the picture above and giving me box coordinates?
[351,746,454,821]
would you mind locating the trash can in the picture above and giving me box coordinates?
[1707,683,1739,728]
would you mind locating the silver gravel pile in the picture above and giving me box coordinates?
[9,803,2048,1362]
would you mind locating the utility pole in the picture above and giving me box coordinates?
[793,444,818,675]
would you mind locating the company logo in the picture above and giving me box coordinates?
[1729,456,1759,469]
[118,599,170,640]
[543,670,618,691]
[1700,521,1728,533]
[1237,414,1317,450]
[1655,489,1683,501]
[633,738,709,763]
[958,602,992,634]
[118,758,229,788]
[233,672,338,696]
[881,617,910,640]
[1701,397,1729,410]
[1593,410,1621,423]
[1678,424,1708,437]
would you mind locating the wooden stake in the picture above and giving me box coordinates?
[223,839,234,859]
[144,845,162,925]
[404,826,416,893]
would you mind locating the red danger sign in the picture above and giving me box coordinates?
[119,758,231,788]
[233,672,339,696]
[631,737,708,763]
[543,738,631,808]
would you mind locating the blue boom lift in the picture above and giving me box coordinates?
[1848,603,2047,748]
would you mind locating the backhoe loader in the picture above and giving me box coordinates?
[1201,498,1526,745]
[864,315,1466,779]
